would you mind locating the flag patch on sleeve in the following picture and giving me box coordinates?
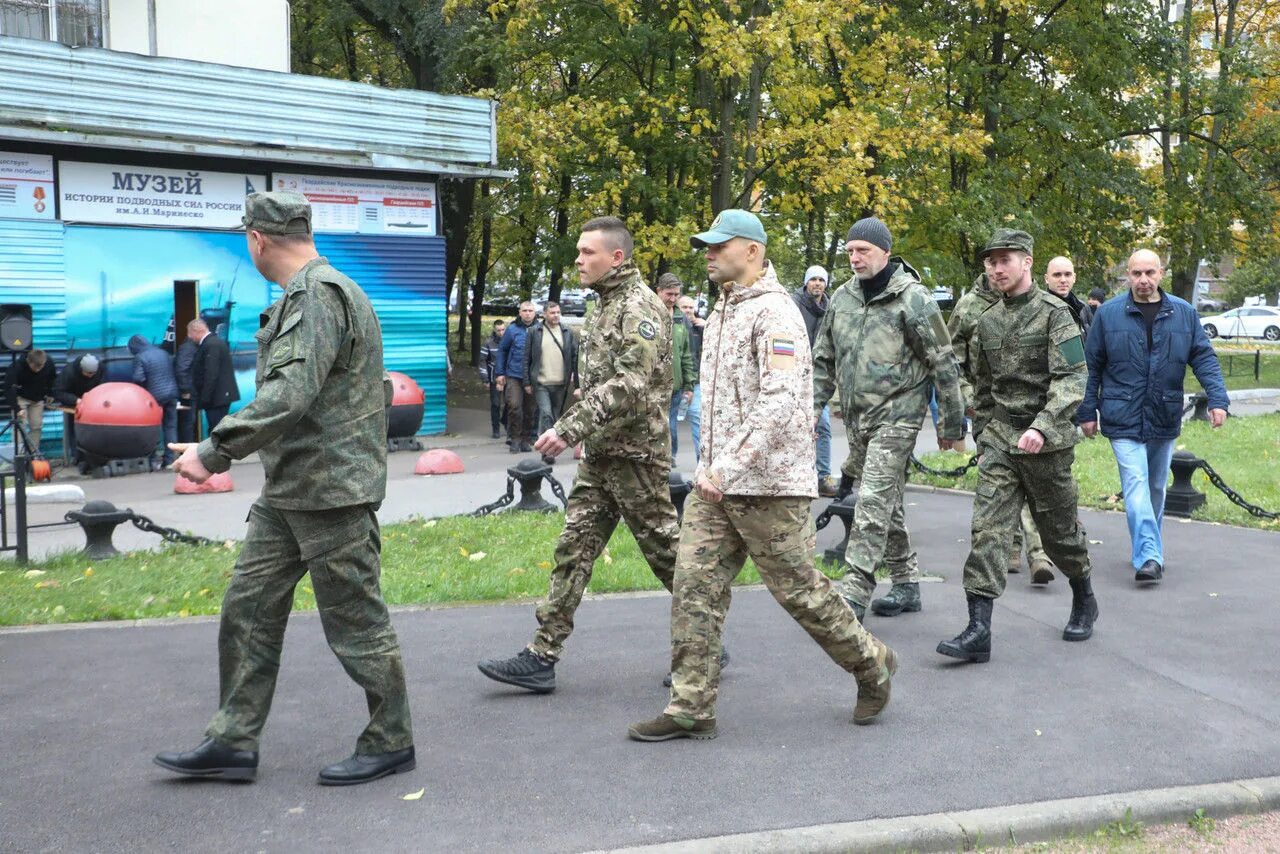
[769,337,796,369]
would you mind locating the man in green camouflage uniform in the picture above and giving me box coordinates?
[938,229,1099,664]
[813,217,964,621]
[628,210,896,743]
[949,273,1056,585]
[478,216,701,694]
[156,192,415,786]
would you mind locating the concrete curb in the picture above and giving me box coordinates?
[594,777,1280,853]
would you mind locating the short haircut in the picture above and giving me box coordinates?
[519,301,536,310]
[581,216,634,259]
[187,318,208,333]
[543,300,560,310]
[262,231,313,249]
[492,319,506,327]
[26,349,46,369]
[655,272,682,293]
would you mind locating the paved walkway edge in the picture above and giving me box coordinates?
[594,777,1280,853]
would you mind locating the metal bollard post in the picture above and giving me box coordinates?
[668,471,693,523]
[510,459,557,513]
[1189,392,1210,422]
[820,494,858,565]
[65,500,135,559]
[1164,450,1207,518]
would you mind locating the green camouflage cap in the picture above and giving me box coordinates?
[979,228,1034,259]
[690,209,768,248]
[242,191,312,235]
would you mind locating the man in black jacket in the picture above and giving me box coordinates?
[792,265,836,495]
[5,349,56,453]
[523,301,578,463]
[1046,257,1093,338]
[189,319,241,432]
[174,335,200,442]
[479,319,506,439]
[52,353,103,464]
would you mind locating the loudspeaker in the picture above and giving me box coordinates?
[0,304,32,352]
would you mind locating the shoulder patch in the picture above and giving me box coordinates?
[768,336,797,370]
[637,319,657,341]
[1058,336,1085,366]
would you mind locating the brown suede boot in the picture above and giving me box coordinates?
[853,643,899,725]
[627,714,718,742]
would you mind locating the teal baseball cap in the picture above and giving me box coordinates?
[690,209,768,248]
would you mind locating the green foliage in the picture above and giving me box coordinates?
[291,1,1280,315]
[1221,257,1280,307]
[1188,807,1217,838]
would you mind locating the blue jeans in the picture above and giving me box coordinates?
[669,391,685,458]
[815,405,832,478]
[1110,438,1177,569]
[688,384,702,462]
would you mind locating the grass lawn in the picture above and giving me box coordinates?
[1186,342,1280,391]
[0,512,824,628]
[912,413,1280,531]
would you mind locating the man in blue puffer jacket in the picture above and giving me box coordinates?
[1077,250,1228,585]
[129,333,180,466]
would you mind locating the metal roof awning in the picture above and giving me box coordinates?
[0,35,512,179]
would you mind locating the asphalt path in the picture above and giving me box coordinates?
[2,490,1278,852]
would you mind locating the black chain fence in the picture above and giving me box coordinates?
[1197,460,1279,520]
[908,454,979,479]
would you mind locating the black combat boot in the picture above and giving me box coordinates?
[936,592,993,663]
[477,649,556,693]
[870,582,922,617]
[1063,576,1099,641]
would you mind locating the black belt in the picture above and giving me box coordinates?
[994,406,1036,430]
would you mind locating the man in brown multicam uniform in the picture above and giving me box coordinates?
[628,210,897,743]
[478,216,710,694]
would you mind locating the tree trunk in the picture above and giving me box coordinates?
[470,181,493,366]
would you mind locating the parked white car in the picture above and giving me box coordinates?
[1200,306,1280,341]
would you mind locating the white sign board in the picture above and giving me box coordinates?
[59,162,266,228]
[0,152,55,221]
[272,173,438,237]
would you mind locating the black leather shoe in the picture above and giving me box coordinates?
[1063,576,1099,641]
[318,747,416,786]
[1135,560,1163,584]
[154,737,258,781]
[937,592,993,663]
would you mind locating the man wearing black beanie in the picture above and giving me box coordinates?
[812,217,965,621]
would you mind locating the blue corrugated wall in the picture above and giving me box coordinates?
[314,234,448,435]
[0,218,67,447]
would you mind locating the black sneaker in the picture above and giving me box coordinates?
[478,649,556,693]
[663,647,730,687]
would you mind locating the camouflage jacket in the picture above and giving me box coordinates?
[700,262,816,497]
[812,259,964,440]
[946,273,1000,410]
[972,284,1087,453]
[554,262,673,463]
[198,257,390,510]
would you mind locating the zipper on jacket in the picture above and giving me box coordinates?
[705,297,729,463]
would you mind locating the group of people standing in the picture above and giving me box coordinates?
[3,325,237,468]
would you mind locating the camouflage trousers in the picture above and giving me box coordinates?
[838,426,920,607]
[964,445,1091,599]
[666,494,886,721]
[205,500,413,754]
[530,456,678,662]
[1012,502,1049,565]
